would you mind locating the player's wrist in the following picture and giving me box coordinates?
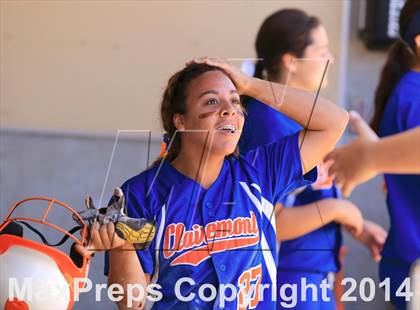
[364,140,380,174]
[244,77,260,97]
[239,75,253,95]
[316,198,342,223]
[372,140,389,174]
[333,199,353,223]
[110,241,135,252]
[120,242,135,251]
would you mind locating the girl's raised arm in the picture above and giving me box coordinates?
[189,58,349,174]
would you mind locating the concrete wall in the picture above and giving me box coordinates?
[1,0,346,133]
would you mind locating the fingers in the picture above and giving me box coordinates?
[369,233,384,262]
[186,57,229,70]
[349,111,366,135]
[106,221,116,243]
[356,220,386,262]
[370,245,383,262]
[373,228,387,246]
[88,221,112,251]
[370,245,382,262]
[324,154,342,181]
[187,57,217,65]
[86,220,128,252]
[85,195,95,209]
[378,230,387,243]
[106,221,124,249]
[326,162,338,181]
[365,220,387,243]
[99,222,111,249]
[74,243,92,258]
[324,158,355,197]
[311,163,335,190]
[333,174,344,192]
[348,110,365,134]
[341,182,355,197]
[349,110,378,141]
[372,221,387,239]
[87,221,101,251]
[323,151,336,165]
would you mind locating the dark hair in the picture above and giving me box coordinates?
[254,9,321,81]
[155,63,238,165]
[370,0,420,133]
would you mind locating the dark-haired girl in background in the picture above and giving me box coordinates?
[362,0,420,309]
[239,9,387,310]
[329,1,420,309]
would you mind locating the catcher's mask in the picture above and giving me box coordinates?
[0,197,90,310]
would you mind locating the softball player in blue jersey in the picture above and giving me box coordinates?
[241,98,386,310]
[239,9,387,310]
[368,2,420,309]
[77,57,349,309]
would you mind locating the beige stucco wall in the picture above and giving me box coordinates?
[1,0,346,134]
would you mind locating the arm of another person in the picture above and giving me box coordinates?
[326,125,420,196]
[275,198,363,241]
[361,127,420,173]
[276,200,387,262]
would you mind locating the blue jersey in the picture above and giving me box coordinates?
[239,98,302,153]
[379,71,420,266]
[114,132,316,310]
[278,186,342,274]
[240,98,342,274]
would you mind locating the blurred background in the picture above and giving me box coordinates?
[0,0,403,309]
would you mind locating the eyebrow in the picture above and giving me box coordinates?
[198,89,239,98]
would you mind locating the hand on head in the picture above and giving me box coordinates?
[187,57,251,94]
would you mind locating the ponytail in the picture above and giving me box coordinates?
[370,0,420,133]
[254,60,265,79]
[254,9,321,82]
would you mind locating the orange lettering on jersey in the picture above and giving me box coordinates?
[162,212,260,266]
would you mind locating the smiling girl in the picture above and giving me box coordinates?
[77,57,348,309]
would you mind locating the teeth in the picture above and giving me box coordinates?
[217,124,236,132]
